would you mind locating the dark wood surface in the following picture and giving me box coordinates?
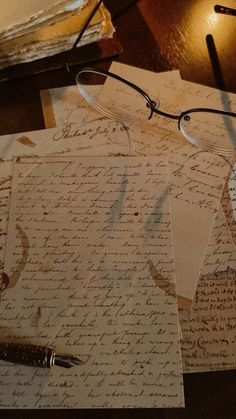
[0,1,236,417]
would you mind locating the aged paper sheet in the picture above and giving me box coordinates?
[228,164,236,222]
[1,155,184,408]
[40,69,181,128]
[201,205,236,275]
[0,118,130,290]
[39,62,236,373]
[180,270,236,373]
[98,62,233,303]
[40,63,230,302]
[164,76,236,244]
[180,204,236,372]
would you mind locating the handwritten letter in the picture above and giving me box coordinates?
[180,201,236,372]
[228,163,236,222]
[0,118,131,290]
[42,62,230,302]
[202,205,236,275]
[180,270,236,372]
[0,155,184,408]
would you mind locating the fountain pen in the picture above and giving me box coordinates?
[0,342,84,368]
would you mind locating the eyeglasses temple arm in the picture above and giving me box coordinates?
[65,0,104,74]
[72,0,104,49]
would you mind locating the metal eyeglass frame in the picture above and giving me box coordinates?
[76,67,236,153]
[65,0,104,74]
[76,67,236,124]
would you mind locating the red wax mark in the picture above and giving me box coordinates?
[1,272,10,290]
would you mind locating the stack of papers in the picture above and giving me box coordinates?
[40,61,236,372]
[0,0,114,69]
[0,62,235,409]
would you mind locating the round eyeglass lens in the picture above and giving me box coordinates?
[179,110,236,155]
[76,69,158,124]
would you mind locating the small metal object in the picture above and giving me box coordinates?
[214,5,236,16]
[0,343,83,368]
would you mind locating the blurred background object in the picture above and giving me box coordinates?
[0,0,114,69]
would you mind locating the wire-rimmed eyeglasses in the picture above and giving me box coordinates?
[75,68,236,156]
[66,1,236,156]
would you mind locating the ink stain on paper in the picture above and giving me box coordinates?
[17,135,36,148]
[144,186,169,240]
[1,224,29,292]
[0,272,10,291]
[32,307,42,328]
[108,173,127,225]
[40,263,51,273]
[148,259,175,298]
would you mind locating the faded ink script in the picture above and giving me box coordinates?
[124,124,229,301]
[97,62,233,302]
[180,270,236,373]
[180,202,236,373]
[228,163,236,223]
[0,161,11,274]
[43,76,230,302]
[72,61,230,301]
[1,155,184,408]
[0,118,130,292]
[202,205,236,275]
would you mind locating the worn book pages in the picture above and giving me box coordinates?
[1,155,184,408]
[0,2,114,68]
[0,0,89,41]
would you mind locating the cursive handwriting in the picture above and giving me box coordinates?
[180,270,236,372]
[0,155,184,408]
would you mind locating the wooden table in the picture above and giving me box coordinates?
[0,1,236,418]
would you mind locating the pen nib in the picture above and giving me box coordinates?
[55,354,84,368]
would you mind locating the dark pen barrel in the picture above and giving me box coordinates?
[0,343,55,368]
[214,5,236,16]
